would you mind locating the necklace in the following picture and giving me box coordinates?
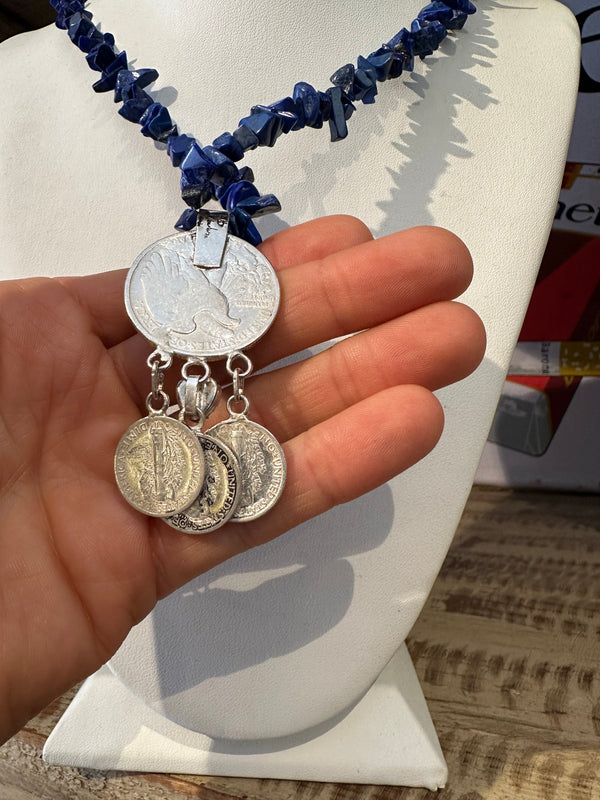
[51,0,476,244]
[50,0,476,532]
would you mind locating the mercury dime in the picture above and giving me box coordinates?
[125,231,280,360]
[165,434,241,534]
[208,418,286,522]
[114,416,205,517]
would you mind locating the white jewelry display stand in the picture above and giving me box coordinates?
[0,0,579,787]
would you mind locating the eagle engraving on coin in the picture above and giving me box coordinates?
[125,232,280,359]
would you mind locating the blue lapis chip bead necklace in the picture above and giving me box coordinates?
[51,1,476,530]
[51,0,476,246]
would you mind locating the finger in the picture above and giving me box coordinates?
[57,270,133,348]
[110,227,474,407]
[149,384,444,596]
[245,300,485,442]
[259,214,373,269]
[253,225,473,371]
[55,217,372,349]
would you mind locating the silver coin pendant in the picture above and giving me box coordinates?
[165,434,241,534]
[114,415,205,517]
[125,231,280,360]
[208,417,286,522]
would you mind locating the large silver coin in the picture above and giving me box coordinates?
[165,434,241,534]
[208,418,286,522]
[114,416,205,517]
[125,232,280,359]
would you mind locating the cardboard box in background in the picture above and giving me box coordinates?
[475,0,600,491]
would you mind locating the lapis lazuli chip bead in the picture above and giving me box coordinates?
[229,208,261,247]
[269,97,303,131]
[387,28,415,71]
[174,207,198,231]
[418,2,454,23]
[410,19,447,58]
[326,86,348,142]
[293,82,320,127]
[232,125,260,152]
[52,0,86,29]
[237,193,282,218]
[85,39,117,72]
[219,180,260,211]
[237,110,283,148]
[444,0,477,14]
[92,51,128,92]
[212,132,245,162]
[119,91,153,123]
[114,69,159,103]
[180,143,215,184]
[139,103,176,141]
[202,146,239,187]
[180,174,214,209]
[167,133,195,167]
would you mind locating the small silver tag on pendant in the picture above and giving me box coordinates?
[193,210,230,268]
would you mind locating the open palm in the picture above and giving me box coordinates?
[0,216,485,743]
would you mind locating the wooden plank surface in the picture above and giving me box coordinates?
[1,487,599,799]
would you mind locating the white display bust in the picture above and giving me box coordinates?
[0,0,579,784]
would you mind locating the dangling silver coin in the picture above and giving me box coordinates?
[125,232,280,360]
[165,434,241,534]
[114,416,205,517]
[208,418,286,522]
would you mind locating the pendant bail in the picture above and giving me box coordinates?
[193,210,230,269]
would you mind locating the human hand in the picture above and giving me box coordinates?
[0,216,484,744]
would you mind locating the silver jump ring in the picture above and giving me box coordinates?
[146,389,170,416]
[226,394,250,417]
[226,351,252,379]
[232,368,244,401]
[182,358,210,382]
[147,349,172,370]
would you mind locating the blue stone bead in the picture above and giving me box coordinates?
[86,42,117,72]
[237,193,281,218]
[269,97,304,131]
[293,82,320,127]
[355,55,379,103]
[238,166,255,184]
[77,29,104,53]
[326,86,348,142]
[219,180,260,210]
[330,63,355,94]
[114,68,159,102]
[411,19,447,58]
[67,11,96,48]
[443,0,476,14]
[202,146,239,187]
[53,1,87,29]
[118,91,153,123]
[180,143,215,184]
[139,103,176,141]
[180,174,214,209]
[92,50,128,92]
[317,91,331,125]
[167,133,196,167]
[212,132,245,162]
[446,9,468,29]
[387,28,415,71]
[367,44,403,82]
[418,1,454,23]
[238,110,283,148]
[232,125,260,152]
[230,208,261,246]
[175,207,198,232]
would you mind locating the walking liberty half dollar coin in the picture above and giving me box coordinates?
[208,418,286,522]
[114,416,205,517]
[125,231,280,360]
[165,434,241,534]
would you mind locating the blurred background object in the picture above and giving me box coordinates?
[0,1,54,42]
